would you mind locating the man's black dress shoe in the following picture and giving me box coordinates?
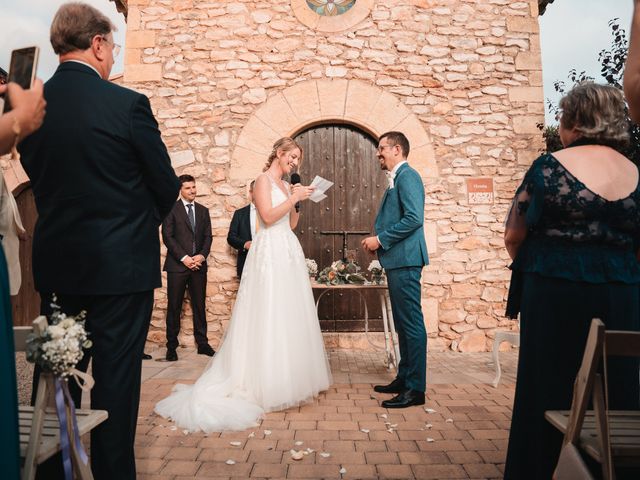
[166,349,178,361]
[381,389,425,409]
[197,344,215,356]
[142,353,152,360]
[374,378,405,394]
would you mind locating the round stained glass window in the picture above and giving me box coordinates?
[306,0,357,17]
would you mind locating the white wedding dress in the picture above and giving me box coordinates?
[155,174,332,432]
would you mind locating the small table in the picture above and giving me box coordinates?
[311,282,400,370]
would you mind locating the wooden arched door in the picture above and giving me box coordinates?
[10,186,40,326]
[294,124,386,332]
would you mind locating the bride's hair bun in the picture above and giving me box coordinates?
[263,137,303,172]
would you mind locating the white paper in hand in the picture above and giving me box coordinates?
[309,176,333,203]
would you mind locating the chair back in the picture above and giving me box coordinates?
[14,316,48,352]
[560,319,640,480]
[15,316,51,480]
[565,319,605,444]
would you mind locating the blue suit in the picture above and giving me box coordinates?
[375,162,429,392]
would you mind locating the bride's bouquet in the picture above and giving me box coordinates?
[316,259,366,285]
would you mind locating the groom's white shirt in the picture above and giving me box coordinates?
[386,160,407,189]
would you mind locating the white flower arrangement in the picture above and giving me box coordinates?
[26,296,92,378]
[305,258,318,276]
[367,260,386,284]
[367,260,382,272]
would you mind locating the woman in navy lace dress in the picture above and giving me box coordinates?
[504,82,640,479]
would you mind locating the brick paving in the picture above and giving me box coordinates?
[132,347,517,479]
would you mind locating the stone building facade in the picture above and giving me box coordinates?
[8,0,547,351]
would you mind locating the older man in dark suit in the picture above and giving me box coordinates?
[18,4,179,479]
[227,180,256,278]
[162,174,214,361]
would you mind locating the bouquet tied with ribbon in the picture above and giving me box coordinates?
[25,295,94,480]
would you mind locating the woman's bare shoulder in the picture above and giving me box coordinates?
[553,144,629,162]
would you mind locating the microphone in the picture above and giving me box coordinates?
[290,172,301,212]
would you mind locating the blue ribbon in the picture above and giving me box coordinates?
[54,378,73,480]
[62,380,90,466]
[54,378,90,480]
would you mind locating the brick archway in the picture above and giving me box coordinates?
[229,79,438,183]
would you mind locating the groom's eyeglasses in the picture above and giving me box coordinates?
[376,144,396,153]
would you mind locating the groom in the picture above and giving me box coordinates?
[362,131,429,408]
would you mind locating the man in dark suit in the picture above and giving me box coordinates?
[227,180,256,278]
[18,4,179,479]
[162,174,214,361]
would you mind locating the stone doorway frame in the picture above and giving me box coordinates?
[229,79,438,183]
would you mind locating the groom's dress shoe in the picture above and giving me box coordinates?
[142,353,152,360]
[374,378,405,394]
[382,389,425,409]
[197,344,215,357]
[166,349,178,361]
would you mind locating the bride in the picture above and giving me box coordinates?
[155,137,332,432]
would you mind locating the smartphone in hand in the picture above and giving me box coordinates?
[3,46,39,113]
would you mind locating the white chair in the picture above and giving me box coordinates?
[491,317,520,387]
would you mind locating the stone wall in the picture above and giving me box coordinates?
[20,0,545,351]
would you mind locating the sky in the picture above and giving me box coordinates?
[0,0,126,80]
[539,0,633,123]
[0,0,634,125]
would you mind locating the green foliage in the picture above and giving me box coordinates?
[543,19,640,164]
[537,123,564,152]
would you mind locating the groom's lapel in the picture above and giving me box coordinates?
[379,187,390,212]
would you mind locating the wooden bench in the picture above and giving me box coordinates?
[544,319,640,479]
[15,316,108,480]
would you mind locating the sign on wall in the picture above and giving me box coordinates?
[466,178,494,205]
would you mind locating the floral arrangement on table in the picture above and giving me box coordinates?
[367,260,386,285]
[315,259,367,285]
[26,296,92,378]
[305,258,318,277]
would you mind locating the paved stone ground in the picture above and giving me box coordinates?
[15,346,517,479]
[130,347,517,479]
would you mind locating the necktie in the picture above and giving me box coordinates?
[187,204,195,230]
[187,204,196,254]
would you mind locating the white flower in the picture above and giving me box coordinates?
[305,258,318,275]
[367,260,382,272]
[59,318,75,329]
[48,325,65,339]
[29,310,90,377]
